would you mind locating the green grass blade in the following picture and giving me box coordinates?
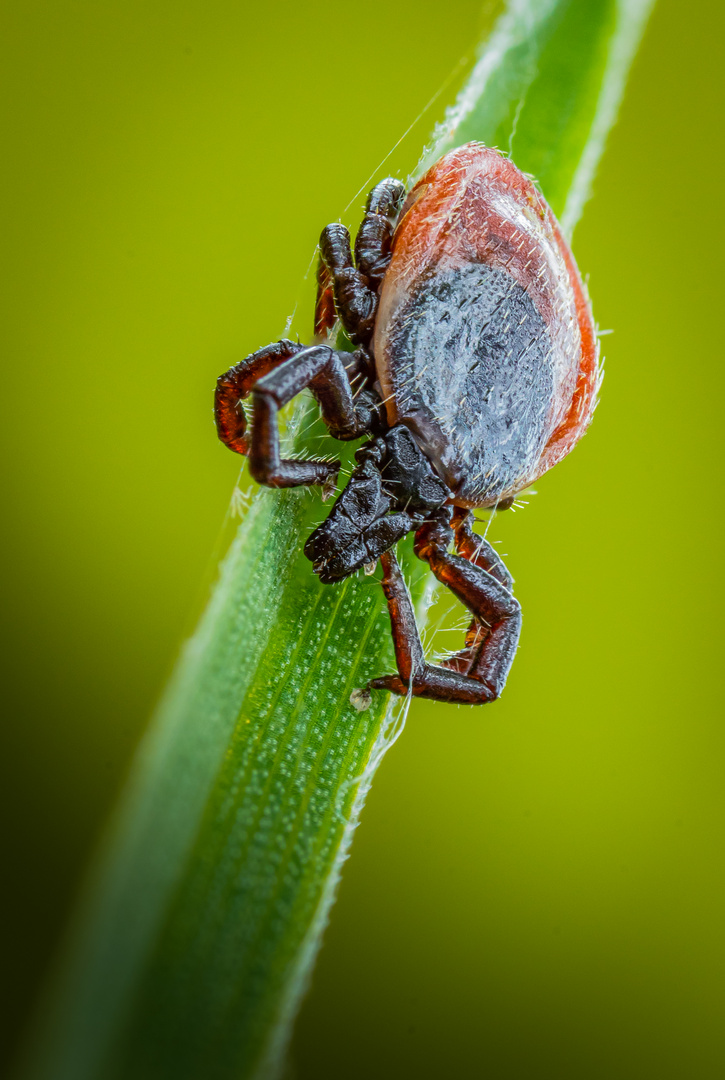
[17,3,654,1079]
[421,0,653,232]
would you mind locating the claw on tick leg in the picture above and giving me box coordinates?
[363,560,377,575]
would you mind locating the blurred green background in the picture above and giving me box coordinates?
[2,1,724,1077]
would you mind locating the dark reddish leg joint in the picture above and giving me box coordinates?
[370,508,521,705]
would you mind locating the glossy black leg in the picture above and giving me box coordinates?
[319,224,378,345]
[316,177,405,345]
[354,178,406,285]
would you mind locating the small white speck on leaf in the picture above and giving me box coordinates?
[350,687,372,712]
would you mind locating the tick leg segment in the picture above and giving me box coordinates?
[319,224,378,345]
[354,178,406,285]
[249,345,376,488]
[451,506,513,590]
[369,550,501,704]
[215,342,375,489]
[449,506,514,668]
[370,512,521,704]
[215,339,302,456]
[317,178,405,345]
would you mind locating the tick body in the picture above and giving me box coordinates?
[215,143,599,705]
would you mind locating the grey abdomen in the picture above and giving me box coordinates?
[384,263,555,505]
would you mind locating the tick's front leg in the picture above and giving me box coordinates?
[215,339,302,456]
[317,177,405,346]
[354,178,406,285]
[319,224,378,346]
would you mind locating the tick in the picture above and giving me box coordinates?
[215,143,599,705]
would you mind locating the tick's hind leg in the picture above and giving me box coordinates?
[215,342,376,490]
[445,506,514,672]
[451,506,513,589]
[370,510,521,705]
